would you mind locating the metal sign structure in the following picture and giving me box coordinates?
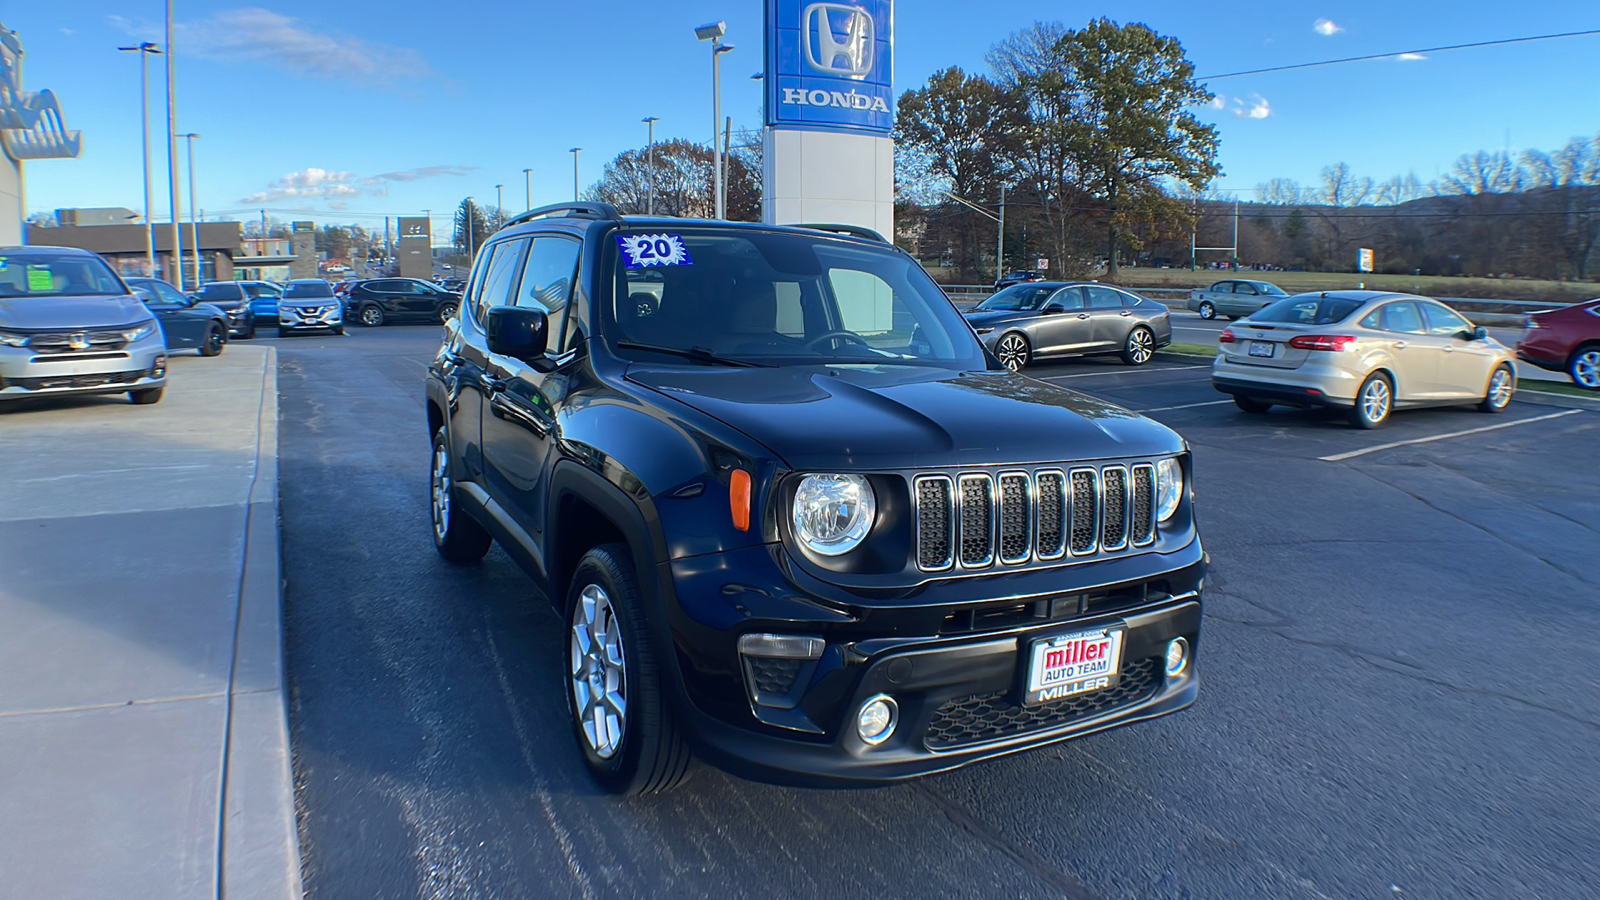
[765,0,894,134]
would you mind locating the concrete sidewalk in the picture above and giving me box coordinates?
[0,346,300,899]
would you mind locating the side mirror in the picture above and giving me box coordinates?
[1470,326,1488,341]
[486,305,549,364]
[1040,306,1063,315]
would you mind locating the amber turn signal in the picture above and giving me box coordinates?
[730,469,752,531]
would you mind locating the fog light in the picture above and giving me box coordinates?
[856,694,898,745]
[1164,637,1190,677]
[152,355,167,378]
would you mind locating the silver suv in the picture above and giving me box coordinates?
[0,246,169,406]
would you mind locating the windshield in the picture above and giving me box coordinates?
[604,228,987,369]
[974,284,1058,312]
[1251,294,1365,325]
[285,282,334,298]
[0,250,126,298]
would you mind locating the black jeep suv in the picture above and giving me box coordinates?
[424,204,1203,793]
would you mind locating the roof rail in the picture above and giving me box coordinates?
[787,222,888,243]
[502,202,622,230]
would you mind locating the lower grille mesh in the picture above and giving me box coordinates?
[924,658,1162,749]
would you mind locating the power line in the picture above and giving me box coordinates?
[1201,28,1600,80]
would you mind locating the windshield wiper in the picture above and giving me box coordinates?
[613,341,771,368]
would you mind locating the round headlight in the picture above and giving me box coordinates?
[791,474,876,556]
[1155,457,1184,523]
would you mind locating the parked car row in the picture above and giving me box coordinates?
[962,281,1173,371]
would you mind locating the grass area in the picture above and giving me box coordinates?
[1113,269,1599,306]
[1162,341,1219,357]
[1517,378,1600,400]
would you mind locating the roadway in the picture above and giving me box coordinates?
[274,326,1599,899]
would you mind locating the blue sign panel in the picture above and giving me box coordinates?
[765,0,894,134]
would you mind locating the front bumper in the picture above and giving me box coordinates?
[0,338,168,401]
[660,540,1204,786]
[278,306,344,331]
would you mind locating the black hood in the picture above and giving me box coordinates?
[626,364,1183,471]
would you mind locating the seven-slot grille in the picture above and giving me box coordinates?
[915,463,1159,572]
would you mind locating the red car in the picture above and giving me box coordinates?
[1516,298,1600,390]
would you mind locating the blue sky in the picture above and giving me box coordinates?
[7,1,1598,241]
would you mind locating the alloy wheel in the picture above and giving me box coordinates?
[1573,349,1600,389]
[1362,377,1391,423]
[1126,328,1154,364]
[1488,368,1514,408]
[570,584,627,759]
[361,306,383,327]
[430,442,451,544]
[996,334,1029,372]
[439,302,458,323]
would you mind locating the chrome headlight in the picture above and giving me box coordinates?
[1155,457,1184,522]
[974,327,994,336]
[0,330,28,348]
[124,321,158,342]
[791,474,876,556]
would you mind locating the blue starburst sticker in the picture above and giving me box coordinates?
[617,233,693,269]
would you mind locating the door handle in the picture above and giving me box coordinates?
[1077,314,1089,319]
[1393,341,1408,349]
[1119,311,1131,316]
[485,375,509,393]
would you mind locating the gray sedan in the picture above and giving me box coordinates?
[1186,279,1289,320]
[963,282,1173,371]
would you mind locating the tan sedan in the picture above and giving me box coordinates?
[1211,291,1517,428]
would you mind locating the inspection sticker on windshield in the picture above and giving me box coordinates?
[617,234,693,269]
[26,266,53,291]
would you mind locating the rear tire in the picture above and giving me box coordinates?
[565,543,691,795]
[1349,372,1393,429]
[1198,301,1216,320]
[1569,344,1600,390]
[995,332,1031,372]
[129,387,164,405]
[359,305,385,327]
[199,323,224,357]
[1479,364,1514,413]
[1233,395,1271,414]
[1121,326,1155,365]
[438,301,458,323]
[430,430,492,563]
[333,325,345,336]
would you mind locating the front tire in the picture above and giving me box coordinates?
[199,323,224,357]
[1479,364,1514,412]
[995,332,1031,372]
[1121,326,1155,365]
[438,301,458,323]
[129,386,164,405]
[565,544,690,795]
[1233,395,1271,414]
[1349,372,1393,429]
[359,305,385,327]
[1569,344,1600,390]
[277,326,291,339]
[1198,301,1216,320]
[332,325,345,336]
[430,431,492,563]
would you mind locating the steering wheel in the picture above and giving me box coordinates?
[805,330,871,351]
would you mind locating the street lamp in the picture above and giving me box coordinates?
[179,132,201,288]
[163,0,182,288]
[118,41,161,277]
[569,148,582,201]
[521,168,532,210]
[495,183,504,226]
[695,22,734,220]
[641,116,659,215]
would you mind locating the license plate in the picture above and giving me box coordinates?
[1248,341,1275,358]
[1023,627,1124,707]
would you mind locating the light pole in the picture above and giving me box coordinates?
[521,168,532,210]
[642,116,659,215]
[695,22,733,220]
[179,132,201,287]
[465,197,476,262]
[569,148,582,201]
[119,42,161,277]
[164,0,182,288]
[495,183,504,227]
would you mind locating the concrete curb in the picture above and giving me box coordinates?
[220,346,303,899]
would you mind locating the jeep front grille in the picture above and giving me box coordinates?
[914,463,1158,572]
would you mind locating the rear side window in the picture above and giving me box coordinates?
[1253,295,1363,325]
[1086,286,1124,310]
[1209,282,1233,292]
[1379,302,1427,335]
[515,236,582,351]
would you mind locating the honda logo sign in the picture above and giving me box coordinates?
[803,3,874,77]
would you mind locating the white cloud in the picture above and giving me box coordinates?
[239,165,476,204]
[1232,95,1271,119]
[1210,95,1227,110]
[111,8,433,86]
[1313,18,1343,36]
[1395,52,1427,61]
[59,28,75,36]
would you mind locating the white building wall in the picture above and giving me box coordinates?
[763,128,893,241]
[0,158,20,245]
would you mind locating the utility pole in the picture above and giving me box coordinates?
[569,148,582,201]
[642,116,659,215]
[1232,198,1240,270]
[495,184,504,221]
[119,42,161,277]
[164,0,182,288]
[521,168,532,210]
[180,132,200,287]
[997,185,1006,281]
[723,116,733,217]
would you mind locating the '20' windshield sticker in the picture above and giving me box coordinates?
[617,233,693,269]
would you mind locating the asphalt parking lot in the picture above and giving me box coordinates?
[275,326,1599,900]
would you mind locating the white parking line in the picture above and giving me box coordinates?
[1319,409,1583,462]
[1041,365,1209,380]
[1136,399,1233,413]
